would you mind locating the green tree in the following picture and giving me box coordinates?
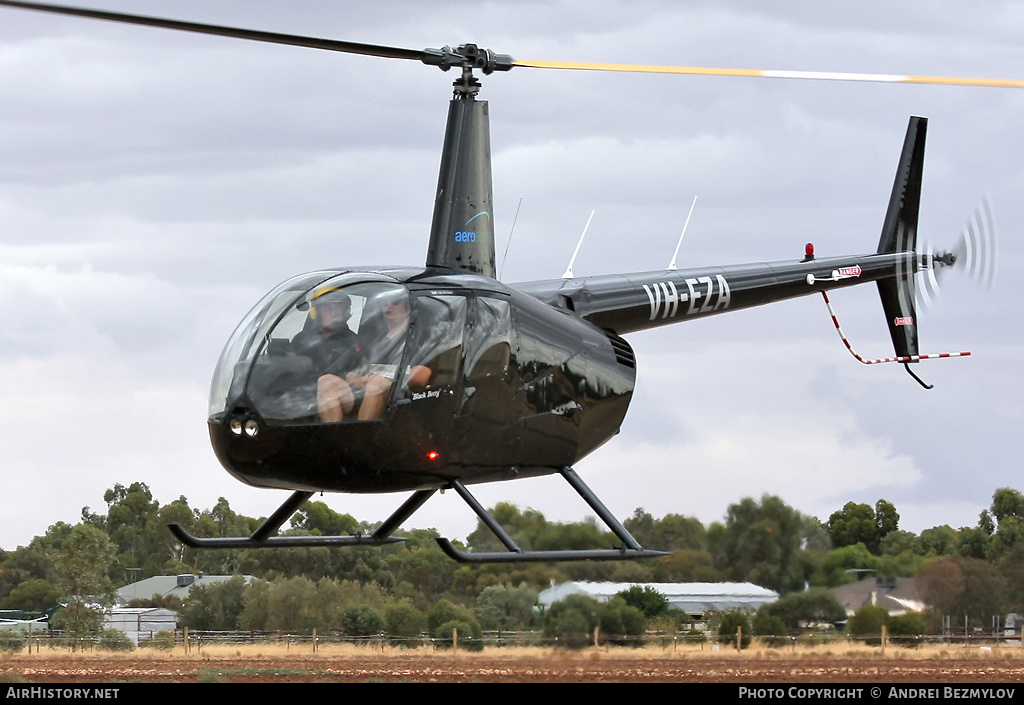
[616,585,669,619]
[466,504,613,555]
[0,578,60,612]
[715,611,752,649]
[827,500,898,555]
[48,523,117,637]
[919,556,1007,632]
[991,488,1024,523]
[290,501,359,536]
[98,629,134,652]
[466,503,546,553]
[297,578,372,630]
[93,482,163,581]
[475,583,538,630]
[956,526,990,560]
[341,606,384,637]
[877,529,925,577]
[713,495,811,593]
[597,596,647,646]
[543,594,601,649]
[0,544,57,605]
[828,502,876,550]
[651,549,724,583]
[752,612,788,647]
[878,550,925,579]
[624,509,706,551]
[998,543,1024,613]
[880,529,920,556]
[264,576,317,632]
[158,497,198,570]
[847,604,890,645]
[757,588,845,630]
[238,579,272,631]
[874,500,900,543]
[888,612,928,648]
[433,619,484,651]
[919,525,958,557]
[428,599,483,650]
[384,547,456,605]
[813,543,882,587]
[384,600,426,646]
[178,576,248,631]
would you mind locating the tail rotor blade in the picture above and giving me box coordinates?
[978,195,998,289]
[918,196,998,306]
[960,195,998,289]
[917,239,940,309]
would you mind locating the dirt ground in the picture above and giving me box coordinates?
[5,644,1024,683]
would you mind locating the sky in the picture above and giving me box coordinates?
[0,0,1021,551]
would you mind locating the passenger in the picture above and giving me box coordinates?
[345,295,429,420]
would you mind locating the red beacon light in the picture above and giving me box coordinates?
[426,451,439,461]
[803,242,815,262]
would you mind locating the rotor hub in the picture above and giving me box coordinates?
[421,43,514,74]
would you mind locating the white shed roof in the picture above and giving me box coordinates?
[538,581,778,614]
[116,574,250,605]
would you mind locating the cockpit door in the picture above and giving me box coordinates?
[381,292,469,465]
[451,294,520,467]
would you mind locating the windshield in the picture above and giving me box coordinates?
[208,271,337,418]
[244,277,410,424]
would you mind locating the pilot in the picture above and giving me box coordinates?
[291,289,360,423]
[343,294,430,421]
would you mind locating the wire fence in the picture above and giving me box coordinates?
[6,628,1024,653]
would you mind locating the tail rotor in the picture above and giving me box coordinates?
[918,196,998,307]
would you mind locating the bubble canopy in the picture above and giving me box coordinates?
[209,271,422,426]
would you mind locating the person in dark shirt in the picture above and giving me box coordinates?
[291,289,360,423]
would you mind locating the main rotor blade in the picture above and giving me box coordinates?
[514,58,1024,89]
[6,2,1019,88]
[0,0,426,62]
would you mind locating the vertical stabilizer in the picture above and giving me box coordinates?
[876,116,926,359]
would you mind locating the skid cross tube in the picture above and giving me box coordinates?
[435,467,669,563]
[168,488,435,549]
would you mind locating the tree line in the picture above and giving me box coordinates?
[3,482,1024,637]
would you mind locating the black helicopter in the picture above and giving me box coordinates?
[0,1,1005,563]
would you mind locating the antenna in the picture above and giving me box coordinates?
[498,197,523,281]
[562,210,595,279]
[667,196,697,270]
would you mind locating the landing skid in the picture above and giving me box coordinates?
[167,489,429,549]
[436,468,668,563]
[168,466,667,563]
